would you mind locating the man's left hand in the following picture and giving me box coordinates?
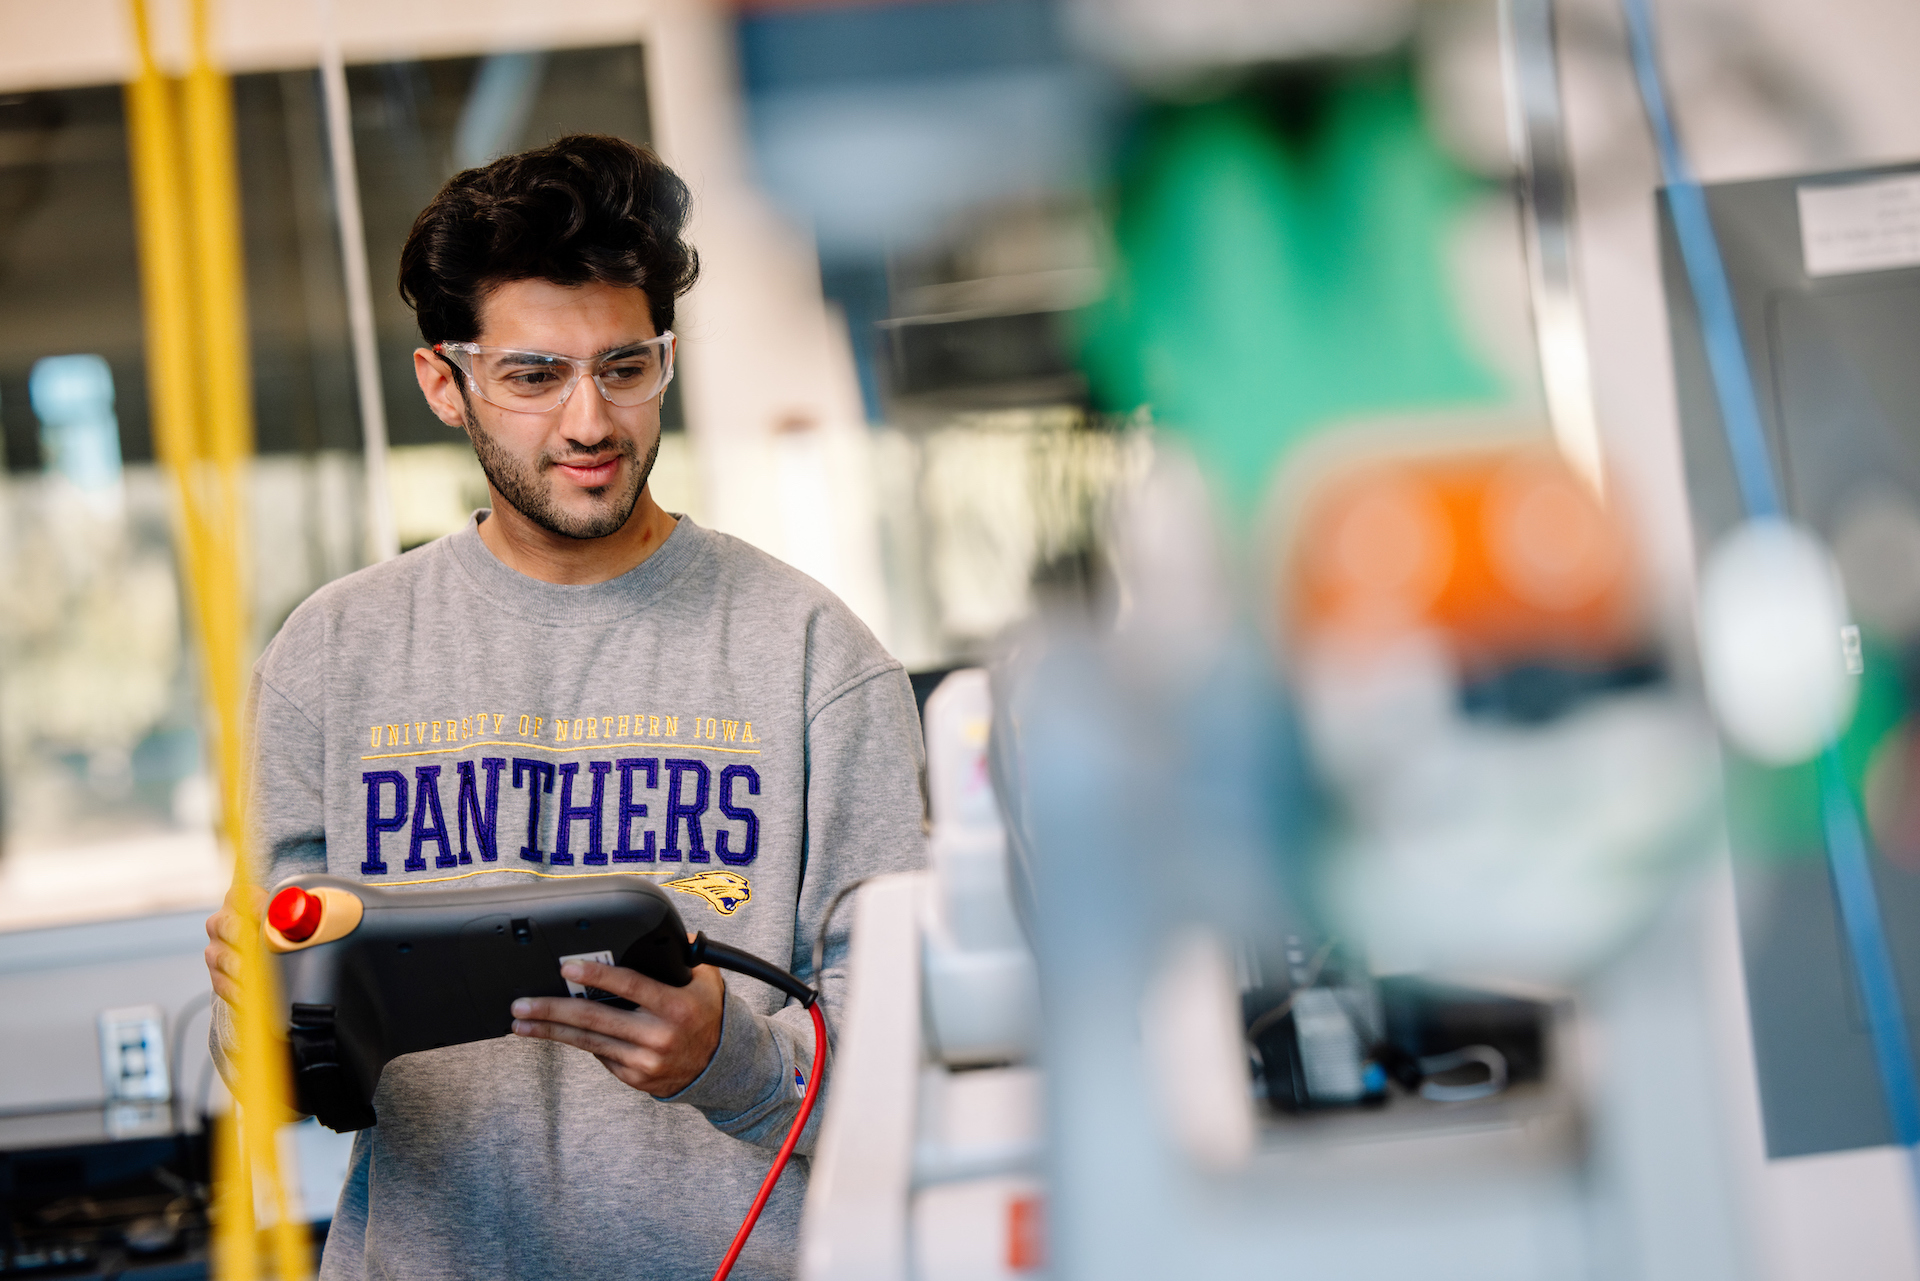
[510,958,725,1097]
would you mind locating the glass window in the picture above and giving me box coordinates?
[0,45,679,928]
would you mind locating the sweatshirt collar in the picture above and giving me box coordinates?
[443,509,708,625]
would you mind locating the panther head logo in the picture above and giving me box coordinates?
[664,871,751,916]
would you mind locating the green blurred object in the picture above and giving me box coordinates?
[1078,61,1507,519]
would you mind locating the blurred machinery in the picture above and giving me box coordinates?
[798,0,1758,1276]
[1000,448,1728,1279]
[802,670,1043,1281]
[802,441,1726,1280]
[1285,444,1717,982]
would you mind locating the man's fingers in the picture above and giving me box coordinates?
[204,885,271,1005]
[221,884,268,916]
[513,1016,666,1095]
[513,1017,660,1073]
[512,963,724,1098]
[510,993,671,1045]
[205,943,241,1003]
[206,905,238,945]
[207,885,268,947]
[559,959,693,1012]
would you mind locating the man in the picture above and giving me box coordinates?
[203,134,925,1279]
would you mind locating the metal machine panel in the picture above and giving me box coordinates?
[1662,161,1920,1158]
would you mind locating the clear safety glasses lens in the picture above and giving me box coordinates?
[437,334,675,413]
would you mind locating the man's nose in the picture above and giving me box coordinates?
[554,374,616,447]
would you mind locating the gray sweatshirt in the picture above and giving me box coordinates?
[221,513,926,1280]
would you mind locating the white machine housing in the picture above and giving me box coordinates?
[801,669,1044,1281]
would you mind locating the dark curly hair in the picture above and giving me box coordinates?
[399,134,700,345]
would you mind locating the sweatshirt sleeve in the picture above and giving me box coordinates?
[209,665,331,1086]
[663,662,927,1152]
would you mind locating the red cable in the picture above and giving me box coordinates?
[711,1001,829,1281]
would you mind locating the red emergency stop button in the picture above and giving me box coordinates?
[268,886,324,942]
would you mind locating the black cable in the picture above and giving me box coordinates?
[169,991,213,1138]
[681,929,831,1280]
[810,876,875,992]
[690,935,815,1007]
[196,1044,220,1136]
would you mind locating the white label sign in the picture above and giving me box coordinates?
[558,949,617,999]
[1799,174,1920,277]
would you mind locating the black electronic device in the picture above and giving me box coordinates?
[266,874,810,1134]
[1246,973,1547,1114]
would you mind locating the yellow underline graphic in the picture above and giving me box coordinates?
[386,867,673,888]
[361,738,763,761]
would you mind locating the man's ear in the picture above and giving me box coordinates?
[414,347,470,430]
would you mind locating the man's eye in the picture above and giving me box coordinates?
[598,360,652,386]
[503,368,563,389]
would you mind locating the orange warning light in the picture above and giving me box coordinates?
[1288,447,1639,670]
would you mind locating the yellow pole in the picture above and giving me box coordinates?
[124,0,208,593]
[123,1,305,1276]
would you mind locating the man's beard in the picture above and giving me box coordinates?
[464,401,659,540]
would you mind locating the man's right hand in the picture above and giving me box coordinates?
[204,885,267,1005]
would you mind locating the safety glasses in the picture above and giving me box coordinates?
[434,332,675,414]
